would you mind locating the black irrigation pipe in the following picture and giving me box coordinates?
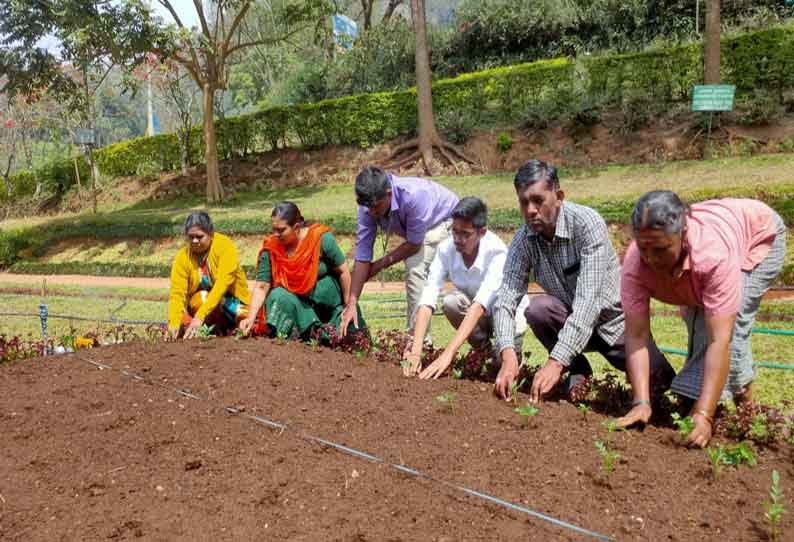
[72,353,615,542]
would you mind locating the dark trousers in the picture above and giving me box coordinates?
[525,295,673,385]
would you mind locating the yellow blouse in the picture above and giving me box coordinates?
[167,232,252,330]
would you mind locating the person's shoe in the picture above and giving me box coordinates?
[561,373,592,403]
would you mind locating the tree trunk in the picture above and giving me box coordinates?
[203,83,224,203]
[412,0,439,171]
[2,152,14,199]
[704,0,720,84]
[361,0,374,30]
[87,145,98,214]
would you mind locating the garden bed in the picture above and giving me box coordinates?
[1,337,791,541]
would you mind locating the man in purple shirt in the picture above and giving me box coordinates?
[339,166,459,337]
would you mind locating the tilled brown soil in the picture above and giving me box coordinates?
[1,338,792,541]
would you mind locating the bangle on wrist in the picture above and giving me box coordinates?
[632,399,650,407]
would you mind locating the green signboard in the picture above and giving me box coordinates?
[691,84,736,112]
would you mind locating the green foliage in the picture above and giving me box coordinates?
[496,132,513,153]
[196,324,215,341]
[594,439,620,477]
[763,470,787,542]
[671,412,695,440]
[7,27,793,196]
[514,404,539,427]
[738,89,785,126]
[435,391,458,413]
[706,441,757,479]
[577,403,591,420]
[437,109,477,145]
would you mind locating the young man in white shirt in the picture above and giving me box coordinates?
[402,197,527,379]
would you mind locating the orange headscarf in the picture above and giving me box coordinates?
[256,223,332,295]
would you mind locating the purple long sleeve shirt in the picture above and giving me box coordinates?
[354,174,459,262]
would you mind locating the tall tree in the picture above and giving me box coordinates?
[0,0,171,212]
[704,0,720,84]
[387,0,472,175]
[154,0,326,203]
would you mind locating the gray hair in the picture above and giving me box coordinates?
[184,211,214,235]
[355,166,391,207]
[631,190,688,235]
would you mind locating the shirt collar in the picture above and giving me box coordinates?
[525,202,570,241]
[387,173,400,214]
[454,235,487,272]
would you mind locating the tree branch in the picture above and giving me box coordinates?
[191,0,212,39]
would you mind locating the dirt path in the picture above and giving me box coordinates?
[3,272,794,301]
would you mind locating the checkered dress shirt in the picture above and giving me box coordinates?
[492,201,625,366]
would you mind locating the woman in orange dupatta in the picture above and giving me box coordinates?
[239,202,365,340]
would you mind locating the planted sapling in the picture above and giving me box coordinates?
[307,338,320,352]
[274,330,288,345]
[577,403,591,421]
[763,470,786,542]
[196,324,215,341]
[671,412,695,440]
[233,328,247,341]
[514,405,539,428]
[706,446,726,480]
[595,440,620,477]
[435,391,458,414]
[510,377,527,403]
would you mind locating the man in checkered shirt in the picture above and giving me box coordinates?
[492,160,674,403]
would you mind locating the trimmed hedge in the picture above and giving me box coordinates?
[7,27,794,193]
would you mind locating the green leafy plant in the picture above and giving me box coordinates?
[750,414,770,443]
[514,404,539,428]
[452,368,463,380]
[233,328,247,341]
[763,470,786,542]
[706,446,726,480]
[594,440,620,477]
[671,413,695,440]
[510,377,527,403]
[196,324,215,341]
[706,442,756,480]
[274,330,288,345]
[495,131,513,153]
[307,338,320,352]
[435,391,458,414]
[722,442,757,467]
[577,403,591,421]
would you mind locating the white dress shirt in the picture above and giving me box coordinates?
[419,231,528,333]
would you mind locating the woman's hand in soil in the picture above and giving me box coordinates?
[528,359,563,404]
[238,317,254,336]
[616,403,651,429]
[338,304,359,337]
[402,352,421,377]
[686,413,712,448]
[419,351,454,380]
[183,317,203,339]
[166,327,180,341]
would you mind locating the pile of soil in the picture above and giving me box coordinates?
[1,338,792,541]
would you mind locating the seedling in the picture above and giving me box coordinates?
[706,442,757,480]
[763,470,786,542]
[594,440,620,477]
[307,338,320,352]
[274,330,288,344]
[233,328,247,341]
[435,391,458,413]
[452,368,463,380]
[510,377,527,403]
[577,403,591,421]
[706,446,726,480]
[671,412,695,440]
[725,441,757,467]
[514,405,539,428]
[196,324,215,341]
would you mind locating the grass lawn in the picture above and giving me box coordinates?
[2,287,793,411]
